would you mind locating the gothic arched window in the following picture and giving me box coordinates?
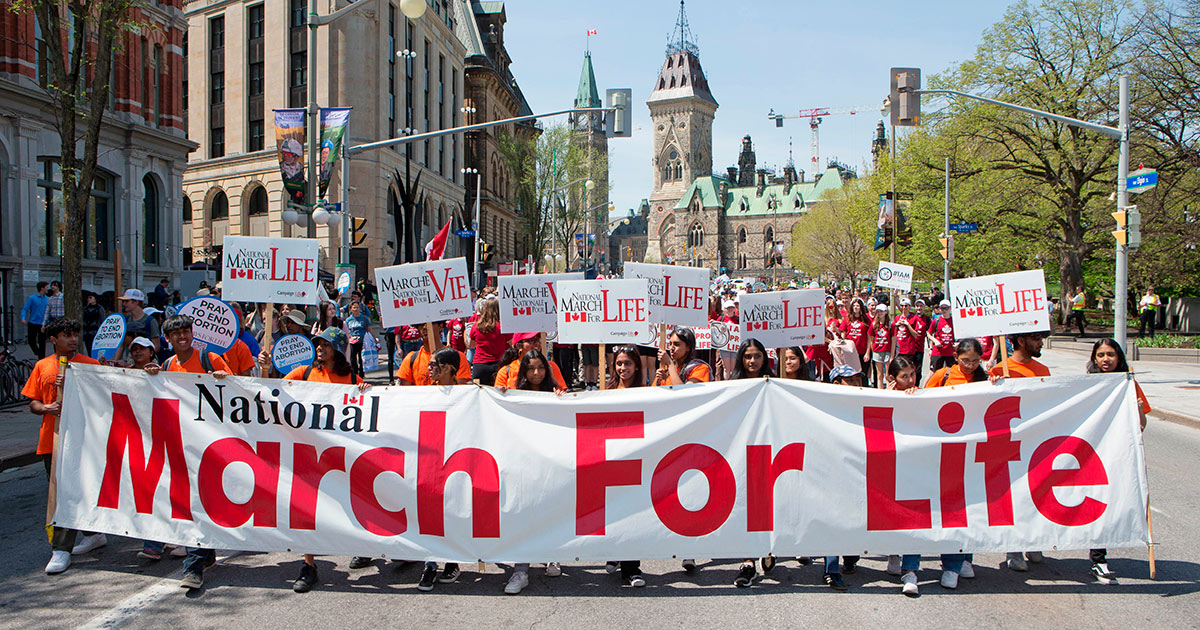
[688,222,703,249]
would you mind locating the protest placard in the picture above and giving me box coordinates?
[949,270,1050,339]
[221,236,319,304]
[876,261,914,291]
[498,273,584,333]
[622,262,709,328]
[738,289,826,348]
[374,257,473,328]
[557,279,651,344]
[708,319,741,352]
[89,313,126,360]
[271,334,315,374]
[175,296,241,353]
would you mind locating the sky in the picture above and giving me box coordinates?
[499,0,1018,221]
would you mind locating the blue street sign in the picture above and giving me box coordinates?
[456,229,476,238]
[949,222,978,233]
[1126,168,1157,194]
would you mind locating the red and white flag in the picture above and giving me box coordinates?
[424,219,452,261]
[587,29,597,36]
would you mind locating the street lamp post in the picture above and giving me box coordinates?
[462,165,481,288]
[584,178,595,272]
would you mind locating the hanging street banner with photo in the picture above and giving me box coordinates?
[497,273,585,334]
[54,365,1149,562]
[318,107,351,199]
[738,289,826,348]
[556,278,651,344]
[273,109,307,204]
[949,270,1051,339]
[876,261,914,292]
[90,313,127,360]
[221,236,320,305]
[622,262,710,329]
[271,334,316,374]
[375,257,473,328]
[175,297,241,354]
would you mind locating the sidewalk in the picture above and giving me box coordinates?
[1039,346,1200,424]
[0,404,41,471]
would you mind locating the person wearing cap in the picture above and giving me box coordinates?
[493,332,566,390]
[279,326,370,593]
[927,300,957,373]
[116,288,161,359]
[256,309,312,377]
[281,137,304,181]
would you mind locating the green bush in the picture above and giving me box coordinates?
[1135,334,1190,349]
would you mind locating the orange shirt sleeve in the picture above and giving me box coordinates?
[284,366,307,381]
[1134,381,1151,415]
[687,363,711,383]
[457,351,472,382]
[21,358,49,402]
[208,352,231,373]
[551,361,566,389]
[397,351,415,383]
[924,367,947,388]
[495,363,511,387]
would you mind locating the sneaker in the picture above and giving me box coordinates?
[901,571,919,596]
[417,565,438,592]
[959,560,975,579]
[71,533,108,555]
[842,558,858,574]
[45,550,71,575]
[180,571,203,590]
[438,563,461,583]
[796,556,812,566]
[886,554,902,576]
[734,563,756,588]
[505,571,529,594]
[138,546,163,561]
[761,555,776,574]
[622,573,646,587]
[170,545,188,558]
[1006,552,1028,572]
[348,556,373,569]
[545,562,562,577]
[292,563,318,593]
[681,558,696,573]
[824,573,848,591]
[1091,562,1118,585]
[940,570,959,589]
[1025,551,1045,563]
[605,561,620,574]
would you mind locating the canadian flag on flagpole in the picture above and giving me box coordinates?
[425,219,452,261]
[587,29,597,36]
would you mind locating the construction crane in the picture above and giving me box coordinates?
[768,103,886,172]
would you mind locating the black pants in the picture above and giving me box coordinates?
[931,355,955,372]
[471,361,498,387]
[1139,311,1156,337]
[1066,310,1086,336]
[1090,548,1107,564]
[555,345,579,386]
[349,342,364,377]
[27,323,46,359]
[384,331,397,383]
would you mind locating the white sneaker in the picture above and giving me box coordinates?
[505,571,529,594]
[959,560,975,579]
[886,554,902,576]
[71,533,107,555]
[170,545,188,558]
[545,562,561,577]
[940,569,959,589]
[1006,552,1028,572]
[901,571,919,596]
[45,550,71,574]
[1025,551,1045,563]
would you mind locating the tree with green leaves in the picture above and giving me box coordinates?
[788,180,877,290]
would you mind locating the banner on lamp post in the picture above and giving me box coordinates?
[317,108,350,199]
[273,109,307,204]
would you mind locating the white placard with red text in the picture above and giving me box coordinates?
[556,279,651,344]
[221,236,319,304]
[949,270,1051,339]
[374,258,473,328]
[55,364,1148,561]
[708,320,741,352]
[622,262,710,328]
[498,273,584,334]
[738,289,826,348]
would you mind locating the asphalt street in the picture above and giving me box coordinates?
[1,394,1198,629]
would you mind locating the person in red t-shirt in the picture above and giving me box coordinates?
[467,298,510,386]
[869,304,893,389]
[841,298,871,364]
[892,298,928,381]
[445,317,467,353]
[927,300,957,372]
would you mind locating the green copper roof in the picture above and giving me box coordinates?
[575,52,601,108]
[673,167,846,216]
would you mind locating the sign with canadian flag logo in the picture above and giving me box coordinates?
[221,236,320,304]
[375,257,473,328]
[556,279,651,344]
[949,270,1050,339]
[497,273,584,333]
[738,289,826,349]
[622,262,710,328]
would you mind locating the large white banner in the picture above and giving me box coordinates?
[739,289,826,349]
[950,270,1051,339]
[497,273,584,334]
[557,279,651,344]
[375,258,473,328]
[222,236,320,304]
[622,262,710,328]
[54,365,1148,562]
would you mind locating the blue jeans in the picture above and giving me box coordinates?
[824,555,860,574]
[183,547,216,575]
[143,540,165,554]
[900,553,971,573]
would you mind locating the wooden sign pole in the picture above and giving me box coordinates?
[598,343,607,390]
[424,322,438,351]
[1147,498,1157,579]
[263,303,276,349]
[999,334,1010,378]
[45,357,69,531]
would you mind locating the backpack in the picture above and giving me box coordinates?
[164,351,214,373]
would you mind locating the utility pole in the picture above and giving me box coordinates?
[944,157,950,291]
[1114,75,1130,350]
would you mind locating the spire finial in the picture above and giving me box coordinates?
[666,0,699,57]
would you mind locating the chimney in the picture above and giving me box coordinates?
[726,166,738,182]
[755,169,767,196]
[783,165,797,187]
[797,169,805,183]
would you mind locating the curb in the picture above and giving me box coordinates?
[0,451,40,472]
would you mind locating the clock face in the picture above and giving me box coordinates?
[579,114,590,126]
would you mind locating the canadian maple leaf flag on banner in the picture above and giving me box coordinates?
[425,220,452,261]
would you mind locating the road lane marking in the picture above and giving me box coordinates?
[79,552,244,630]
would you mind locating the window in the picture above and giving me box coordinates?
[36,161,112,260]
[140,39,150,124]
[688,222,703,249]
[211,190,229,220]
[247,3,265,151]
[423,39,431,166]
[388,4,397,151]
[153,45,163,127]
[451,68,458,181]
[183,198,193,223]
[248,186,269,215]
[738,227,747,243]
[209,16,225,158]
[142,175,159,264]
[288,0,307,107]
[764,226,775,267]
[34,16,47,87]
[181,33,188,119]
[438,54,444,175]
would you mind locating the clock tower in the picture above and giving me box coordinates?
[573,50,609,270]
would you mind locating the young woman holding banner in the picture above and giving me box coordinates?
[728,338,778,588]
[869,304,893,389]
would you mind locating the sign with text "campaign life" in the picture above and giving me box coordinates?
[556,279,651,344]
[949,270,1050,339]
[622,262,710,329]
[738,289,826,349]
[498,272,584,334]
[375,257,473,328]
[221,236,319,304]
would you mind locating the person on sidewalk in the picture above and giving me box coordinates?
[144,315,231,591]
[21,317,102,575]
[41,282,65,329]
[116,289,161,360]
[1066,286,1087,337]
[20,281,50,358]
[1138,287,1161,338]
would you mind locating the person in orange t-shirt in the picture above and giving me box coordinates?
[396,321,471,385]
[222,337,256,376]
[22,317,101,575]
[654,327,711,386]
[494,332,566,390]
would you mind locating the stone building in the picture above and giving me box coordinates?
[0,0,193,338]
[569,50,610,274]
[607,200,649,273]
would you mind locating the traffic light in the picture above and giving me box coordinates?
[889,68,922,127]
[605,88,632,138]
[1112,205,1141,250]
[939,233,954,260]
[350,217,368,247]
[480,241,494,263]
